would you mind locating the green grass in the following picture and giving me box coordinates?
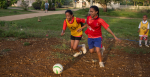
[1,48,11,54]
[0,13,149,40]
[48,52,74,61]
[0,10,150,54]
[75,8,150,18]
[23,42,30,46]
[0,9,35,17]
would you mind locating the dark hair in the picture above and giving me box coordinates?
[143,15,147,18]
[65,10,73,15]
[90,6,99,18]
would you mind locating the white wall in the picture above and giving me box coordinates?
[12,0,36,7]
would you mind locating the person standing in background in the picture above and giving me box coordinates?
[45,1,49,13]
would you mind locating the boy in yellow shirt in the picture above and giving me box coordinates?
[138,15,149,47]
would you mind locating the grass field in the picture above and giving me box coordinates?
[0,13,148,40]
[1,9,150,77]
[75,8,150,18]
[0,9,35,17]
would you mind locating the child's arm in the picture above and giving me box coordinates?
[138,28,140,33]
[106,28,120,41]
[77,24,88,32]
[61,20,67,36]
[145,29,149,34]
[145,23,149,34]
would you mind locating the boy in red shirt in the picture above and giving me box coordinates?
[78,6,120,67]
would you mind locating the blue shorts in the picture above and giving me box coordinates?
[88,37,102,49]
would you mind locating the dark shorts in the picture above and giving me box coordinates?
[88,37,102,49]
[71,35,82,40]
[45,8,48,10]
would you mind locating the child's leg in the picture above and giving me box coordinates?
[95,47,102,62]
[145,37,148,45]
[139,36,142,47]
[96,47,104,67]
[71,40,75,49]
[89,48,95,53]
[72,40,83,57]
[72,40,82,52]
[145,37,149,47]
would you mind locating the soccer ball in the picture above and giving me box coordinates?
[53,63,63,74]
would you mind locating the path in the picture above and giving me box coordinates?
[0,9,79,21]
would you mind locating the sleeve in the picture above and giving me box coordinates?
[48,3,49,5]
[148,22,149,29]
[76,17,86,23]
[138,22,141,28]
[98,19,109,29]
[63,20,67,30]
[44,3,46,5]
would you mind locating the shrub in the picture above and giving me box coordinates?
[32,1,42,10]
[21,0,29,11]
[41,1,45,10]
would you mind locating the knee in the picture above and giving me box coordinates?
[90,50,94,53]
[71,46,73,49]
[72,47,77,50]
[96,50,100,53]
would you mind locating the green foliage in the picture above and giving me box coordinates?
[0,0,18,9]
[23,42,30,46]
[32,1,42,10]
[21,0,29,10]
[41,1,45,10]
[0,21,33,38]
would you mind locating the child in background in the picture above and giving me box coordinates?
[138,15,149,47]
[61,10,87,57]
[44,1,49,13]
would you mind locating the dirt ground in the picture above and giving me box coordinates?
[0,37,150,77]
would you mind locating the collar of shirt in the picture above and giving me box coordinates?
[89,16,98,20]
[142,20,147,24]
[67,17,74,24]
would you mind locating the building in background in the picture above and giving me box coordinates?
[12,0,36,7]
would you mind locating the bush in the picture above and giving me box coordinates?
[0,0,17,9]
[21,0,29,10]
[41,1,45,10]
[32,1,42,10]
[55,2,62,8]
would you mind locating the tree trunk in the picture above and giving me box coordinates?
[102,4,107,12]
[143,1,144,6]
[134,1,135,6]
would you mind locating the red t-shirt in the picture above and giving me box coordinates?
[85,16,109,38]
[63,17,85,30]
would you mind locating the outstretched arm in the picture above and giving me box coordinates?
[61,20,67,36]
[77,24,88,32]
[106,28,120,41]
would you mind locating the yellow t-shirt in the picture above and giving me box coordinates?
[66,17,82,36]
[139,21,149,36]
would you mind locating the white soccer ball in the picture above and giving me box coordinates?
[53,63,63,74]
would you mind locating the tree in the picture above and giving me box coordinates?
[132,0,150,6]
[21,0,29,10]
[87,0,123,12]
[0,0,18,9]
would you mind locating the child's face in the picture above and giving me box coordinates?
[65,12,73,21]
[90,8,98,18]
[143,16,147,21]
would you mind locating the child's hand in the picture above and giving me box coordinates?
[77,28,82,32]
[115,37,121,42]
[61,32,65,36]
[144,31,147,34]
